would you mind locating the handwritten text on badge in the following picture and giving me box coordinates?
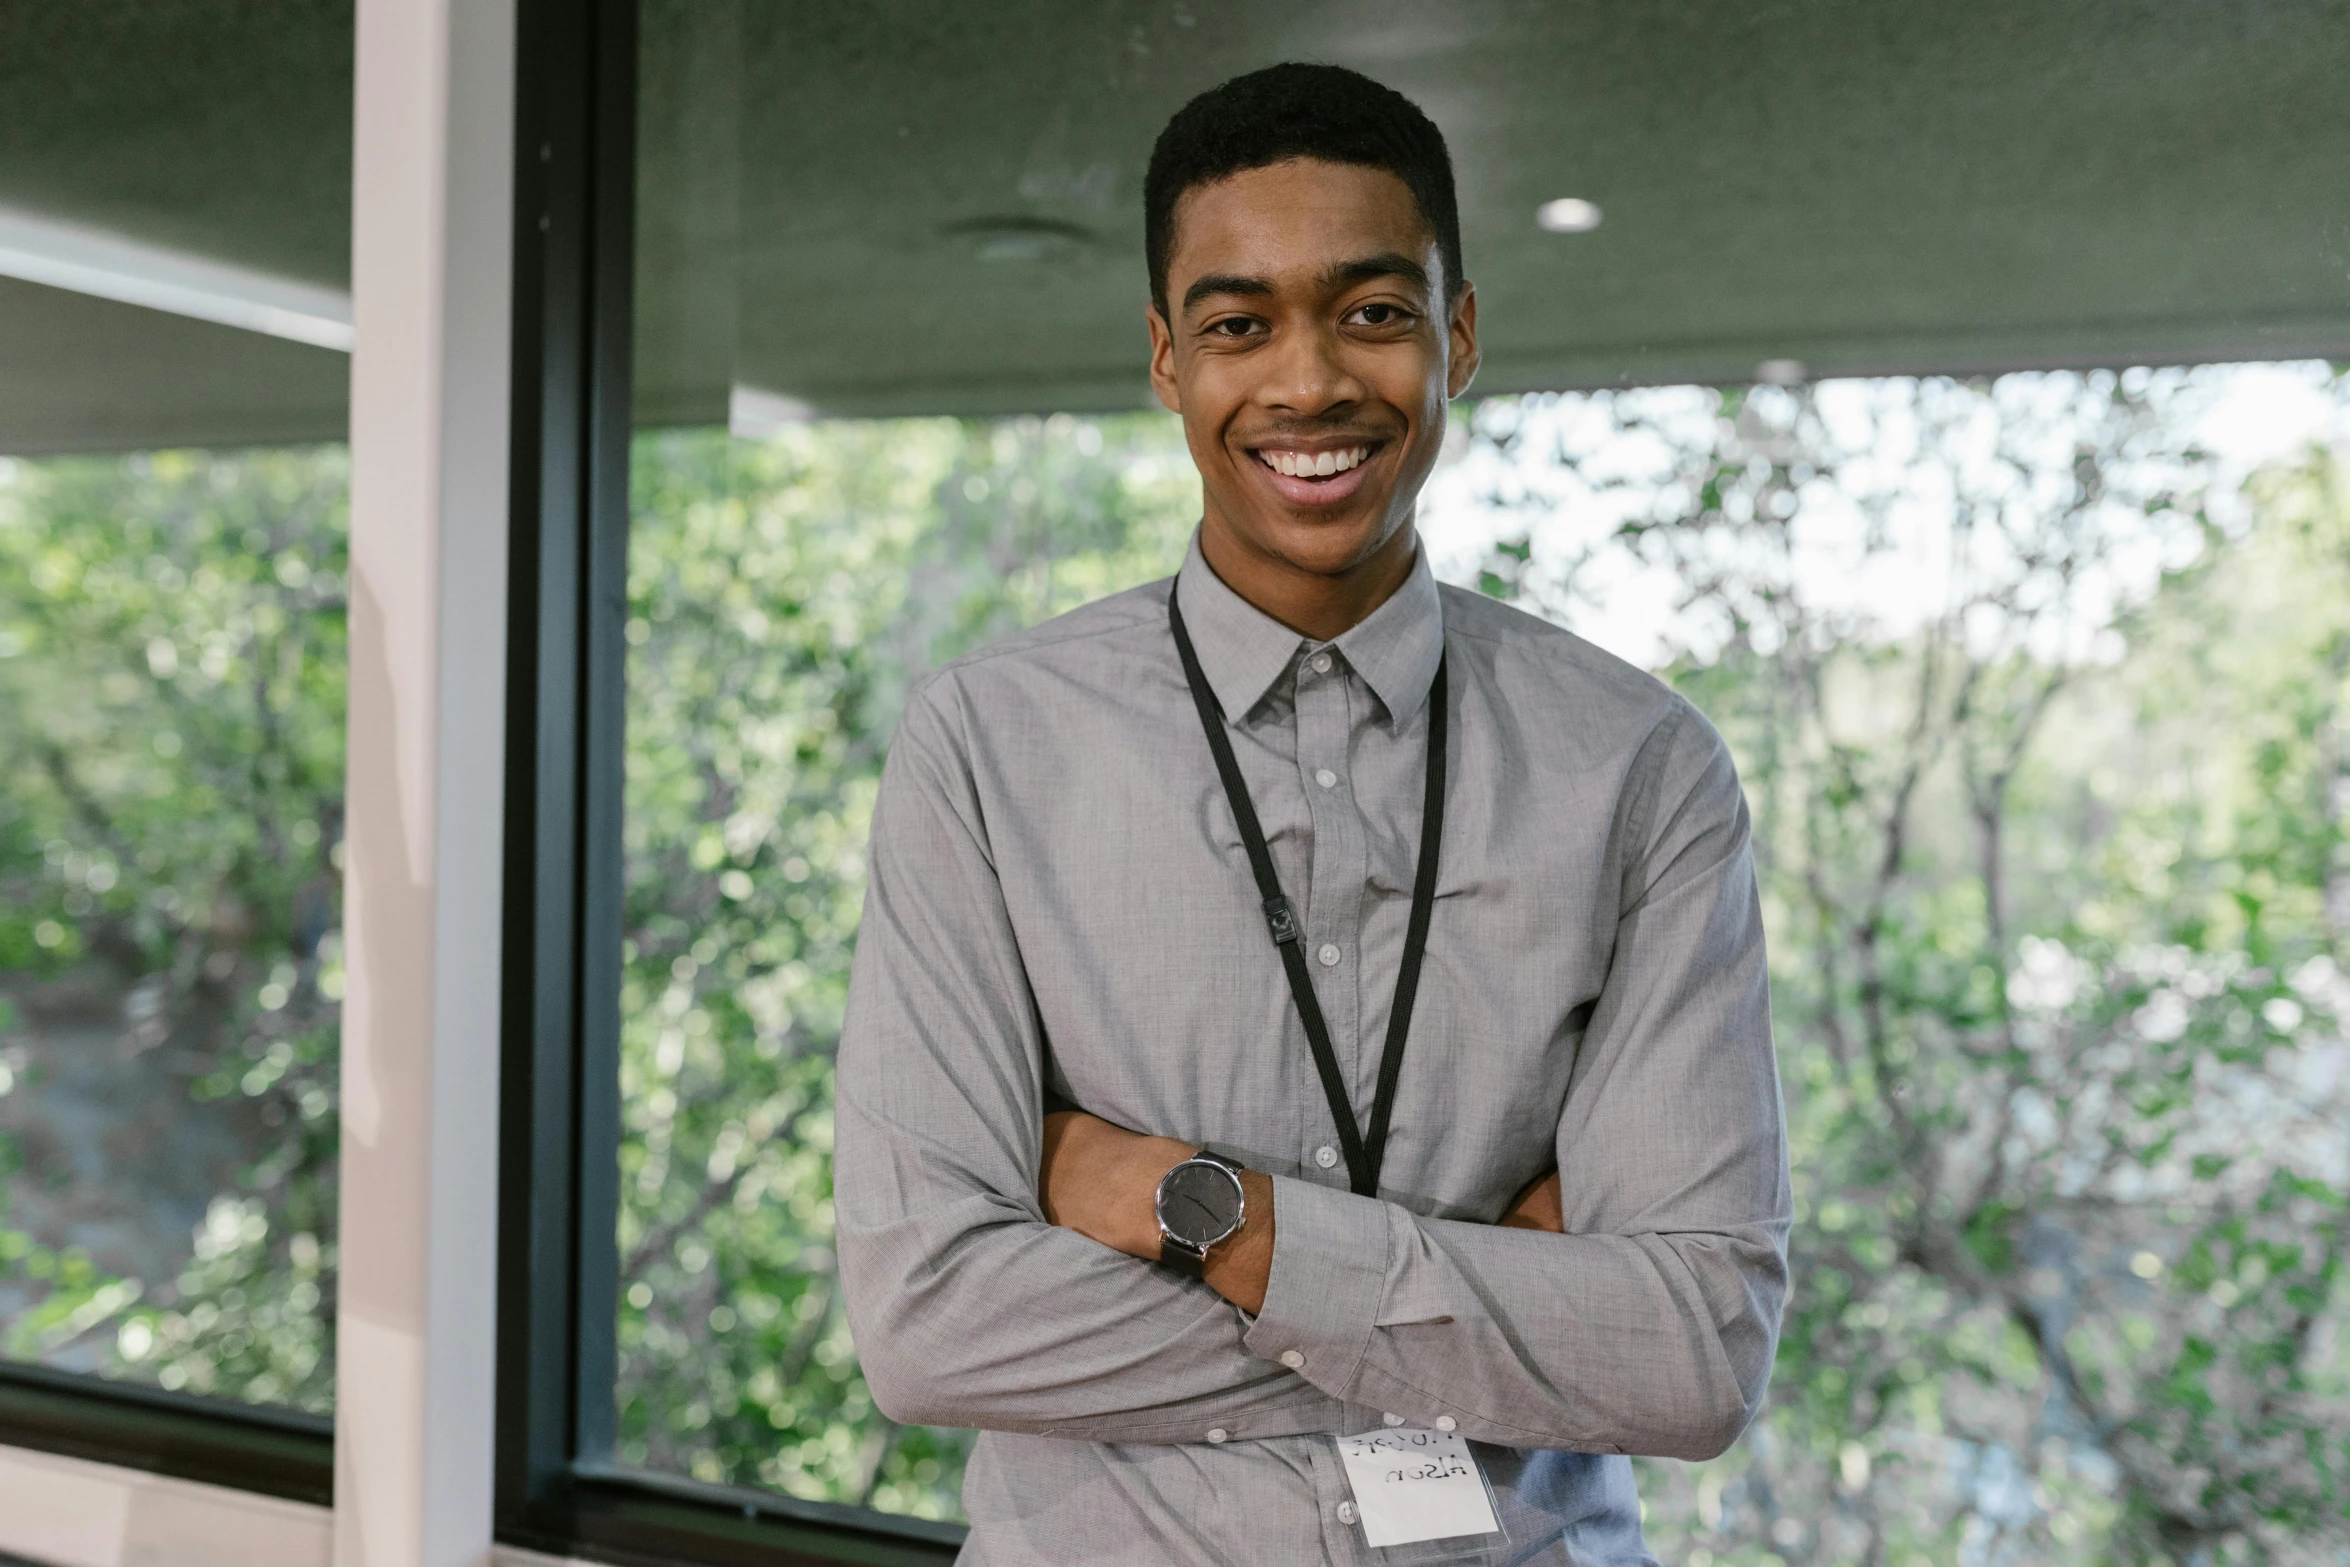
[1335,1427,1502,1548]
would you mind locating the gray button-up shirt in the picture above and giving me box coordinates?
[838,536,1790,1565]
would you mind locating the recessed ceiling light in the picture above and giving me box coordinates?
[939,215,1099,264]
[1534,198,1602,234]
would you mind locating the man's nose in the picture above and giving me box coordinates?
[1260,321,1366,416]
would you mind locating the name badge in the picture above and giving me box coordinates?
[1334,1427,1502,1549]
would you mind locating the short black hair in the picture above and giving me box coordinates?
[1144,63,1464,316]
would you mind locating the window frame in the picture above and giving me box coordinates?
[0,1360,331,1506]
[489,1,961,1560]
[0,4,958,1552]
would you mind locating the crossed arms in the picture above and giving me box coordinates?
[1034,1109,1565,1316]
[834,681,1792,1457]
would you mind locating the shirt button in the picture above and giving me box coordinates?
[1314,1144,1338,1169]
[1337,1501,1359,1526]
[1435,1415,1457,1433]
[1279,1349,1305,1370]
[1206,1428,1228,1444]
[1310,653,1333,674]
[1383,1412,1404,1427]
[1317,943,1341,967]
[1314,767,1339,788]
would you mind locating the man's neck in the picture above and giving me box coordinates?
[1196,517,1418,643]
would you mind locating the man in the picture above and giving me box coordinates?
[837,63,1789,1565]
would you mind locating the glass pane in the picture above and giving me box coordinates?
[623,1,2350,1552]
[0,7,350,1413]
[1420,367,2350,1559]
[619,419,1196,1511]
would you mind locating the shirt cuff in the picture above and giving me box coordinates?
[1241,1174,1390,1397]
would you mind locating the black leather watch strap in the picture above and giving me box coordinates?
[1158,1236,1208,1277]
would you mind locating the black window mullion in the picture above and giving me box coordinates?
[0,1360,332,1506]
[495,0,607,1540]
[495,3,966,1559]
[567,1467,964,1567]
[570,0,639,1473]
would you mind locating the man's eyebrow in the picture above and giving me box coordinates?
[1181,272,1275,312]
[1322,252,1430,294]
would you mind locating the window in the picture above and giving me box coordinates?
[0,0,348,1502]
[606,383,2350,1556]
[562,7,2350,1562]
[0,446,346,1416]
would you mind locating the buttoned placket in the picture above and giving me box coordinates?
[1309,1433,1375,1565]
[1292,642,1370,1183]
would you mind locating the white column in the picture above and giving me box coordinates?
[338,0,515,1564]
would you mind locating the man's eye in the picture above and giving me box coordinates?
[1351,303,1411,327]
[1207,318,1260,338]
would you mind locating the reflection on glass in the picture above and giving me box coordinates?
[0,447,347,1413]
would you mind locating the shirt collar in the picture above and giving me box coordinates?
[1172,531,1446,726]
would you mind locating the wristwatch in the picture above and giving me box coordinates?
[1154,1150,1247,1277]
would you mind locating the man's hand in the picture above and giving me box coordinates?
[1040,1110,1277,1313]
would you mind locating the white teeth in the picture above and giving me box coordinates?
[1262,446,1368,478]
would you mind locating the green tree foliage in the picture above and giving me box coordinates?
[615,415,1198,1512]
[0,447,345,1411]
[1,370,2342,1566]
[1452,372,2349,1565]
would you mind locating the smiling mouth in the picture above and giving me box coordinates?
[1252,443,1376,480]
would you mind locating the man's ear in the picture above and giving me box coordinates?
[1445,281,1481,401]
[1146,302,1181,414]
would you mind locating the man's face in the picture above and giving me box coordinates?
[1148,158,1479,581]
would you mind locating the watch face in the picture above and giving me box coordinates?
[1158,1159,1244,1248]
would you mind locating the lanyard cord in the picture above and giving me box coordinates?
[1169,588,1447,1199]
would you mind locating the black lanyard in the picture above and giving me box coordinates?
[1169,588,1447,1198]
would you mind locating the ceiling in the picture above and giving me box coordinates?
[6,0,2349,452]
[0,1,353,453]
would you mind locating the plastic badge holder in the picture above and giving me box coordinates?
[1335,1427,1513,1566]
